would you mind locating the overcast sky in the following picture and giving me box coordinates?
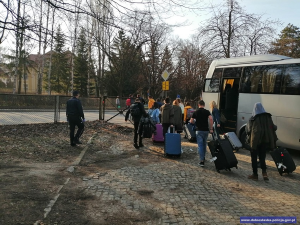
[171,0,300,40]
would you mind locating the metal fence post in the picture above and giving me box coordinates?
[99,96,102,120]
[54,96,59,123]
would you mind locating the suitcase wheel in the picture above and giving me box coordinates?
[236,166,238,169]
[228,168,231,172]
[279,172,283,176]
[217,169,220,173]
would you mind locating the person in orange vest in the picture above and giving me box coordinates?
[183,102,193,124]
[148,95,155,110]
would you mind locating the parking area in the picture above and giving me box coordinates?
[0,121,299,224]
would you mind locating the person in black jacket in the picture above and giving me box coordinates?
[66,91,85,146]
[125,98,148,149]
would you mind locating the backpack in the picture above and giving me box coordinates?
[130,103,141,117]
[187,108,196,119]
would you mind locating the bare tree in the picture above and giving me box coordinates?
[0,0,10,44]
[171,40,209,100]
[198,0,278,58]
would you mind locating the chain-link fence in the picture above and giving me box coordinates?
[0,94,101,125]
[104,97,128,110]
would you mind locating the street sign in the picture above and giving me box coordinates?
[161,70,170,81]
[162,81,169,91]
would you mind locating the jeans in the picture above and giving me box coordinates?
[196,131,209,161]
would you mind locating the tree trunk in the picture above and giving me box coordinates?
[13,0,21,94]
[227,0,233,58]
[37,0,43,94]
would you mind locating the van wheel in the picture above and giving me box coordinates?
[240,130,251,150]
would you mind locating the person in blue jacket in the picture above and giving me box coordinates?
[148,102,160,124]
[209,101,220,138]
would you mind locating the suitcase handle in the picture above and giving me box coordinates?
[168,126,175,133]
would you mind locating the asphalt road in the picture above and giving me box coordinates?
[0,110,133,127]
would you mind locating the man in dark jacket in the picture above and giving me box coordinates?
[160,97,174,137]
[137,94,146,105]
[125,98,148,149]
[246,102,277,181]
[66,91,85,146]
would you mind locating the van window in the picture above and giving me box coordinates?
[212,68,223,79]
[241,65,282,94]
[223,67,242,78]
[204,79,220,92]
[281,64,300,95]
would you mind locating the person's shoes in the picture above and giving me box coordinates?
[262,172,269,181]
[74,139,82,144]
[71,143,77,147]
[248,174,258,181]
[133,143,139,149]
[139,143,144,147]
[199,161,204,167]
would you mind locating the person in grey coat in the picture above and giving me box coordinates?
[160,97,174,137]
[246,102,277,181]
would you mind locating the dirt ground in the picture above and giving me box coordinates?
[0,121,177,225]
[1,121,299,225]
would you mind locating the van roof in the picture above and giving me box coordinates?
[212,54,292,67]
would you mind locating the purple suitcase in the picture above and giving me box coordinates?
[152,124,164,143]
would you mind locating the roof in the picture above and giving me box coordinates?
[212,54,292,67]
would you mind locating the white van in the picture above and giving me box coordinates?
[202,54,300,150]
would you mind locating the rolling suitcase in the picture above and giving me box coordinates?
[270,147,296,176]
[142,121,152,138]
[209,129,238,173]
[152,124,164,143]
[164,127,181,157]
[183,123,196,142]
[225,132,242,150]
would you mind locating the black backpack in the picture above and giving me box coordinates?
[130,103,141,117]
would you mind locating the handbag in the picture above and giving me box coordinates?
[220,113,227,123]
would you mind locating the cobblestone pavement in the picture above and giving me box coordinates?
[76,130,300,225]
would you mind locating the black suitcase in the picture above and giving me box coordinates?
[208,129,238,173]
[270,147,296,176]
[183,123,196,142]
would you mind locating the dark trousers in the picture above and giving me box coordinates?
[134,121,143,144]
[250,144,267,175]
[69,115,84,144]
[162,123,172,137]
